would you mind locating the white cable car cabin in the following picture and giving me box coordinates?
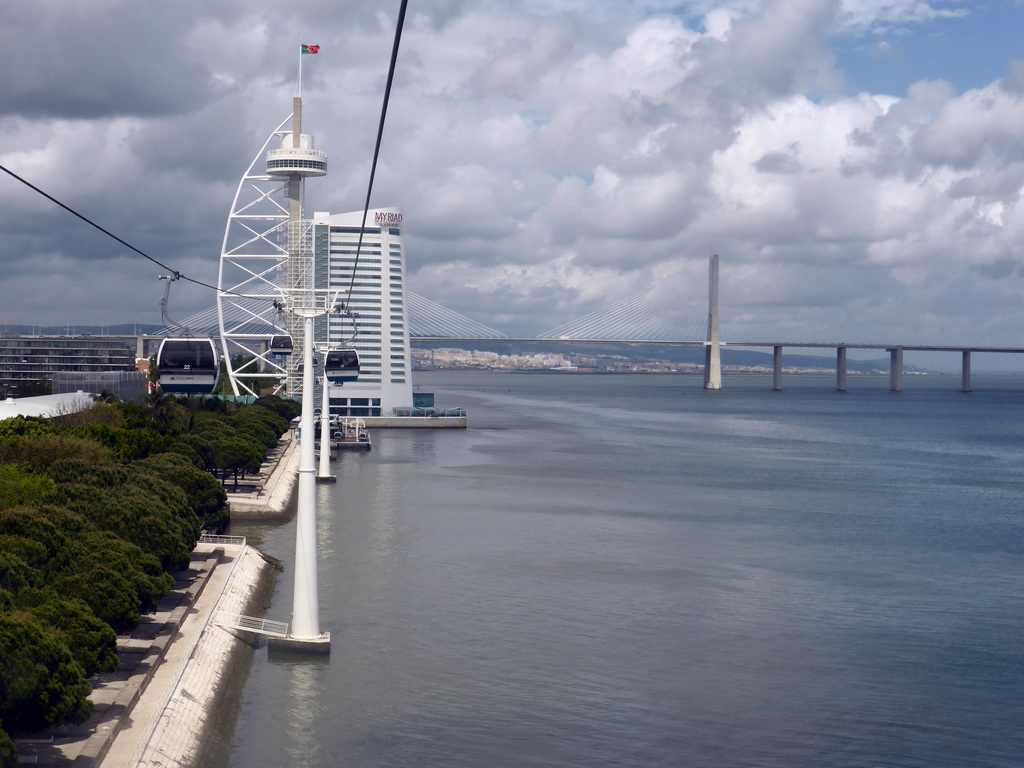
[270,335,293,356]
[157,338,220,394]
[325,349,360,383]
[295,357,319,375]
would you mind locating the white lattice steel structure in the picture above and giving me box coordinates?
[216,106,329,397]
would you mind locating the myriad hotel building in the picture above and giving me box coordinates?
[311,207,412,419]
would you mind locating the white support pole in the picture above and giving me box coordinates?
[317,366,335,481]
[292,316,321,639]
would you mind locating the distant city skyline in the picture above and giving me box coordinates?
[3,1,1024,369]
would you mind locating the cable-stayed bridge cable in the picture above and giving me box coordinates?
[538,284,710,342]
[407,292,508,339]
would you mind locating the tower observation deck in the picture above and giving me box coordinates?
[266,134,327,176]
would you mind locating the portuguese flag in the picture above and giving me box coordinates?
[301,44,320,54]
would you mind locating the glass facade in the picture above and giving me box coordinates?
[312,208,413,418]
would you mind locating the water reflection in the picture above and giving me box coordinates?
[269,655,330,768]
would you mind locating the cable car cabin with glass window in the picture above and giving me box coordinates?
[157,338,220,394]
[325,349,359,383]
[270,335,293,356]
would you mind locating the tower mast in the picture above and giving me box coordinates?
[703,254,722,391]
[266,51,331,652]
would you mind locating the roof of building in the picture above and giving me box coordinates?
[0,391,95,419]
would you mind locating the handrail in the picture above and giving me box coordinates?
[391,406,467,417]
[215,613,289,638]
[266,147,327,160]
[199,534,246,546]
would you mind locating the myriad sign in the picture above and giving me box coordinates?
[374,211,403,227]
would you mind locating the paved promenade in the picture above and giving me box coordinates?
[14,543,231,766]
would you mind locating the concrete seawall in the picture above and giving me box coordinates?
[96,542,276,768]
[226,431,300,519]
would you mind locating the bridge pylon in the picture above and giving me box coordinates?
[703,254,722,390]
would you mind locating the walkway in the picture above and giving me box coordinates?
[13,543,231,766]
[225,430,299,517]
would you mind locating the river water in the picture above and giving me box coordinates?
[226,372,1024,767]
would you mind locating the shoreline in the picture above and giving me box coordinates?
[226,431,300,519]
[101,541,278,768]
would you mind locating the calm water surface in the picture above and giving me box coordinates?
[227,373,1024,767]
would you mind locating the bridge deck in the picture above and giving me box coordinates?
[411,337,1024,354]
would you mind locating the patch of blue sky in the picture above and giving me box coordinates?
[834,1,1024,97]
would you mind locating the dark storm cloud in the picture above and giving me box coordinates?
[0,3,217,120]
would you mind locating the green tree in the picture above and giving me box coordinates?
[134,453,228,532]
[254,395,301,421]
[27,599,118,677]
[0,415,55,439]
[52,483,191,570]
[0,548,32,594]
[0,464,55,510]
[0,726,16,768]
[0,434,113,475]
[48,566,143,634]
[0,612,92,733]
[66,424,169,462]
[37,530,173,631]
[211,436,264,489]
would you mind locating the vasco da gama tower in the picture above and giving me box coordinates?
[216,85,413,418]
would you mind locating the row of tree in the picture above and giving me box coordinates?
[0,393,299,766]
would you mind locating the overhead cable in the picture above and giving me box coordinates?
[334,0,409,310]
[0,163,260,301]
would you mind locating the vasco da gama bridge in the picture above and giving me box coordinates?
[410,255,1024,393]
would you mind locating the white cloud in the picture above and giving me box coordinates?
[1,0,1024,364]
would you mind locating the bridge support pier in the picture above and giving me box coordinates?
[836,347,847,391]
[889,347,904,392]
[772,346,783,391]
[961,350,972,393]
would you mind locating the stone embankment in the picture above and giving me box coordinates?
[226,430,300,518]
[14,542,277,768]
[110,542,276,768]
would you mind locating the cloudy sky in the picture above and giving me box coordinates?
[3,0,1024,368]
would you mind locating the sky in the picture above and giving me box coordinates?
[3,0,1024,370]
